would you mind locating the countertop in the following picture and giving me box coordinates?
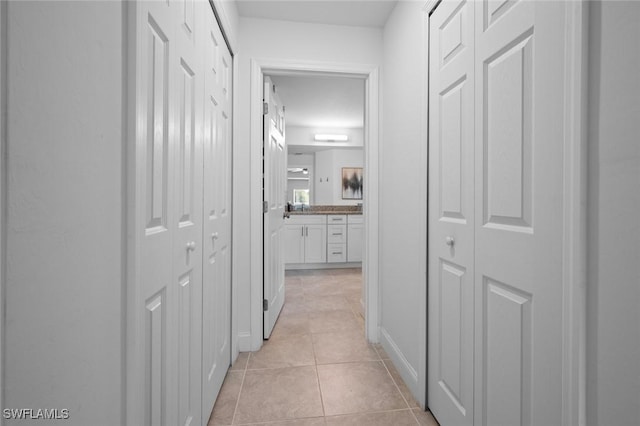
[288,205,362,216]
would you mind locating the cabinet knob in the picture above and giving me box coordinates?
[186,241,196,251]
[445,236,455,247]
[211,232,219,240]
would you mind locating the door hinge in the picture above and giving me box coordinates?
[263,299,269,311]
[263,102,269,115]
[263,201,268,213]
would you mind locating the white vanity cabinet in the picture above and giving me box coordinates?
[284,213,363,267]
[327,215,347,263]
[347,214,364,262]
[284,215,327,264]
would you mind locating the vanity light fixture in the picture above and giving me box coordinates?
[314,134,348,142]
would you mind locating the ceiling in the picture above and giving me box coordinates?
[236,0,398,28]
[269,74,365,128]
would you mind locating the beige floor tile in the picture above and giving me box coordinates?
[230,352,250,371]
[383,360,419,408]
[246,418,325,426]
[271,313,310,338]
[317,361,407,416]
[308,310,361,334]
[234,366,324,424]
[325,409,418,426]
[412,409,439,426]
[304,295,351,313]
[281,299,309,316]
[248,333,315,369]
[303,282,343,297]
[312,330,379,364]
[208,371,243,425]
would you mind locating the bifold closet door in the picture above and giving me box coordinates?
[133,1,231,425]
[427,1,476,425]
[473,1,566,425]
[201,10,233,422]
[173,2,205,426]
[428,1,569,425]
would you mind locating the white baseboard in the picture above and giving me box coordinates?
[379,327,420,400]
[237,332,252,353]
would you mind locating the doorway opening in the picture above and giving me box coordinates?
[247,59,380,352]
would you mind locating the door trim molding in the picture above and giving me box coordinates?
[561,2,589,425]
[422,1,589,424]
[247,58,380,351]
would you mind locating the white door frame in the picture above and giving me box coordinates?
[422,0,589,423]
[248,58,380,350]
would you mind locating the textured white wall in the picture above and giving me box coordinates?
[314,149,363,206]
[586,2,640,424]
[235,16,382,350]
[4,1,124,424]
[379,0,427,405]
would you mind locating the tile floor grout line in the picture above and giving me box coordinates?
[381,358,413,411]
[230,352,249,426]
[307,281,327,419]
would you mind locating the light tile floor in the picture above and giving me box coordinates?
[208,268,439,426]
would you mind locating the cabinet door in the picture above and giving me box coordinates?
[304,224,327,263]
[347,224,364,262]
[284,224,305,264]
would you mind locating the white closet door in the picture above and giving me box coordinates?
[135,1,178,424]
[173,1,204,426]
[428,0,475,425]
[201,11,233,421]
[473,1,566,425]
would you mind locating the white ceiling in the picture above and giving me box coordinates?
[236,0,398,28]
[269,74,365,128]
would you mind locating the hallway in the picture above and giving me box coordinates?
[208,269,438,425]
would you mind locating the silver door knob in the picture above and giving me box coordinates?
[283,211,291,219]
[445,236,455,246]
[186,241,196,251]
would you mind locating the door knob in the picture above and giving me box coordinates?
[445,236,455,247]
[186,241,196,251]
[283,211,290,219]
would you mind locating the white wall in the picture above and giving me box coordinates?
[379,0,427,405]
[315,149,363,205]
[235,16,382,350]
[586,2,640,425]
[4,1,124,424]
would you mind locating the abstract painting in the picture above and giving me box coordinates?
[342,167,363,200]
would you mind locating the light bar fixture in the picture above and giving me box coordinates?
[314,134,348,142]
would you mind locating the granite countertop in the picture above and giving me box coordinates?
[288,205,362,215]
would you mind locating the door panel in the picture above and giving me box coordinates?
[173,3,203,426]
[202,12,232,421]
[428,1,475,425]
[138,2,175,425]
[263,77,287,338]
[305,224,327,264]
[284,225,305,264]
[474,1,566,425]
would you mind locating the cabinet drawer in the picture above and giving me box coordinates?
[327,214,347,224]
[287,214,327,225]
[347,214,363,224]
[327,243,346,263]
[327,225,347,244]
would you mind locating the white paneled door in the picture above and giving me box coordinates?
[132,1,232,425]
[428,1,568,425]
[428,1,475,425]
[263,77,287,339]
[201,9,232,422]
